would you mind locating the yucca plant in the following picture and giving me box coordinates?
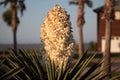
[1,49,120,80]
[0,49,45,80]
[40,4,74,69]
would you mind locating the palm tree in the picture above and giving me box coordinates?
[2,9,20,26]
[69,0,92,57]
[101,0,114,79]
[0,0,26,54]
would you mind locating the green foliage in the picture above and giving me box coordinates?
[0,49,45,80]
[0,0,26,25]
[85,0,93,8]
[88,41,97,52]
[69,0,93,8]
[0,49,120,80]
[69,0,78,5]
[2,9,20,26]
[0,0,26,16]
[18,0,26,16]
[0,0,10,7]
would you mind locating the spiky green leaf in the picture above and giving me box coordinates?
[0,67,25,80]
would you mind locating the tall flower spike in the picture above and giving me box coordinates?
[40,4,74,69]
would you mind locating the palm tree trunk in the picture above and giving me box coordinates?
[77,0,84,57]
[101,20,112,79]
[11,0,17,54]
[13,29,17,54]
[78,26,84,57]
[101,0,114,79]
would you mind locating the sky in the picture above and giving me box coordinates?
[0,0,104,44]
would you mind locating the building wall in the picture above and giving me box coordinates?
[102,36,120,53]
[97,12,120,52]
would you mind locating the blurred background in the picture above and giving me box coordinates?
[0,0,104,49]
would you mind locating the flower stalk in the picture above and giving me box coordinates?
[40,4,74,69]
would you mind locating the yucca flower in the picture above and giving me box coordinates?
[40,4,74,69]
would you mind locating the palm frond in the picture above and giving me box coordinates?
[0,0,10,6]
[0,0,26,17]
[0,1,5,5]
[2,9,20,26]
[2,9,12,26]
[85,0,93,8]
[18,0,26,16]
[69,0,93,8]
[69,0,78,5]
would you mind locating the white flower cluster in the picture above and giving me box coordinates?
[40,4,74,69]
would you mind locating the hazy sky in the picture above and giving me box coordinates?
[0,0,104,44]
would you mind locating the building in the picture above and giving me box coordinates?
[94,0,120,53]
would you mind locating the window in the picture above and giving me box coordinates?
[115,11,120,20]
